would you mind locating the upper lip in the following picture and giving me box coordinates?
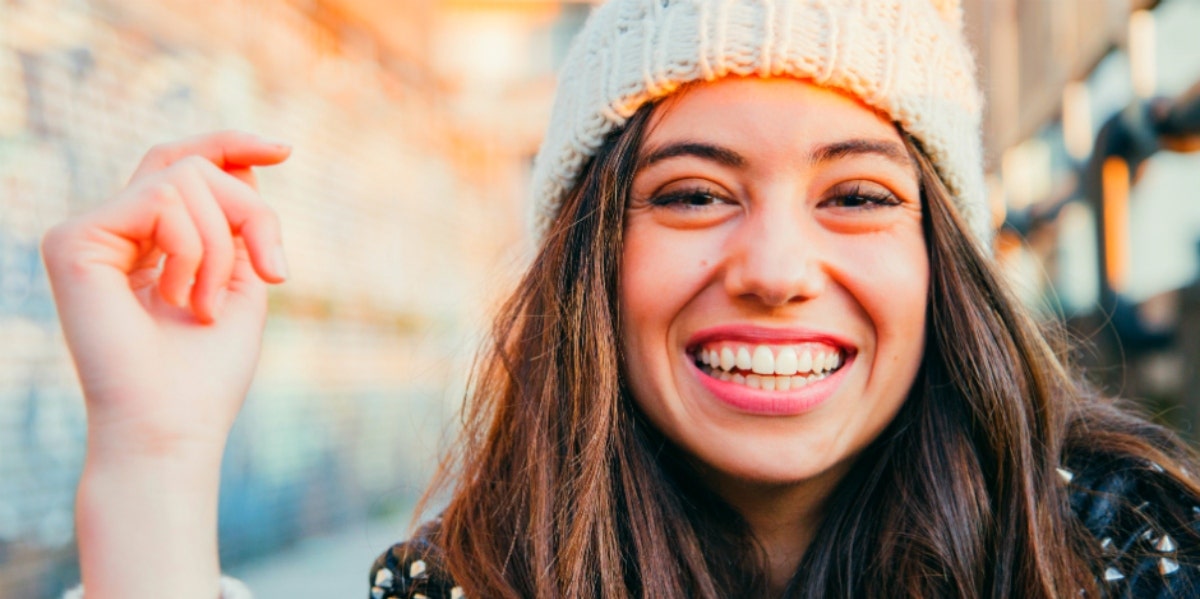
[685,324,856,353]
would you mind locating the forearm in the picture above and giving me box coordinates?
[75,445,224,599]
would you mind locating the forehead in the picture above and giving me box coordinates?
[644,77,902,150]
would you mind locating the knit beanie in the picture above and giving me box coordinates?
[530,0,988,242]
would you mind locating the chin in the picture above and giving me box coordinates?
[684,435,852,488]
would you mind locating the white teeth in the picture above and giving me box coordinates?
[751,346,774,375]
[697,343,846,379]
[775,347,798,376]
[720,347,736,370]
[735,347,752,370]
[700,361,834,391]
[797,350,813,373]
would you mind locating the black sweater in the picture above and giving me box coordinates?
[369,458,1200,598]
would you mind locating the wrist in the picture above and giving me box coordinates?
[84,410,232,465]
[75,446,225,599]
[79,445,224,501]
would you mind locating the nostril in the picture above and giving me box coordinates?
[725,254,826,307]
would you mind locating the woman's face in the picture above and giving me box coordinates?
[620,77,928,490]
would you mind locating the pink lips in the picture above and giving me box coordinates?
[685,325,855,416]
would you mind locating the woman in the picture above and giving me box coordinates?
[45,0,1200,597]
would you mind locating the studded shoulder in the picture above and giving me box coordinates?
[369,521,464,599]
[1063,454,1200,597]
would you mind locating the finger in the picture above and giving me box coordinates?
[224,165,258,191]
[128,248,164,291]
[191,160,288,285]
[132,247,164,273]
[207,239,271,333]
[41,177,207,308]
[145,183,204,308]
[131,130,290,182]
[225,239,268,307]
[169,158,238,323]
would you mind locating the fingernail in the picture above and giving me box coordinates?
[259,135,291,150]
[273,246,289,280]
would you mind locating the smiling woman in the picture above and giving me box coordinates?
[40,0,1200,598]
[619,80,930,577]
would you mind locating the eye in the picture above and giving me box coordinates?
[820,181,903,210]
[649,186,731,209]
[631,181,739,228]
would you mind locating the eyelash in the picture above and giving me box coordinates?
[648,187,727,209]
[647,183,902,210]
[822,183,902,209]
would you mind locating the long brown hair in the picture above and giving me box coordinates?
[421,100,1200,598]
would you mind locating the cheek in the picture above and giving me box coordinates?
[620,225,711,328]
[840,232,929,373]
[618,224,717,392]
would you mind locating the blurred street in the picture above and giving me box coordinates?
[228,511,411,598]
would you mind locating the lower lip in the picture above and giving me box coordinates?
[689,357,851,416]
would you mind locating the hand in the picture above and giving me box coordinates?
[42,130,290,461]
[45,131,292,598]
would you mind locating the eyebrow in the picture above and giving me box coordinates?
[637,138,913,171]
[811,139,912,169]
[639,142,746,169]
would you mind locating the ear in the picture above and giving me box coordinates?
[928,0,964,29]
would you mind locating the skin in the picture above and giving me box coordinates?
[620,77,929,594]
[41,131,290,599]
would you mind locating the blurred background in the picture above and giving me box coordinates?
[1,0,1199,597]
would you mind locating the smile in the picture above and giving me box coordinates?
[691,342,846,391]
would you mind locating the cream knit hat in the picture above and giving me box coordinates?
[530,0,988,242]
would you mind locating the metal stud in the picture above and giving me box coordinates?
[1160,558,1180,576]
[410,559,427,578]
[374,568,394,589]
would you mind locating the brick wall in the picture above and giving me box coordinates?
[0,1,543,596]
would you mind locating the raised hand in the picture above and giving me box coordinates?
[42,130,291,599]
[43,130,289,458]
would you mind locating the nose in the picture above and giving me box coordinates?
[723,207,827,307]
